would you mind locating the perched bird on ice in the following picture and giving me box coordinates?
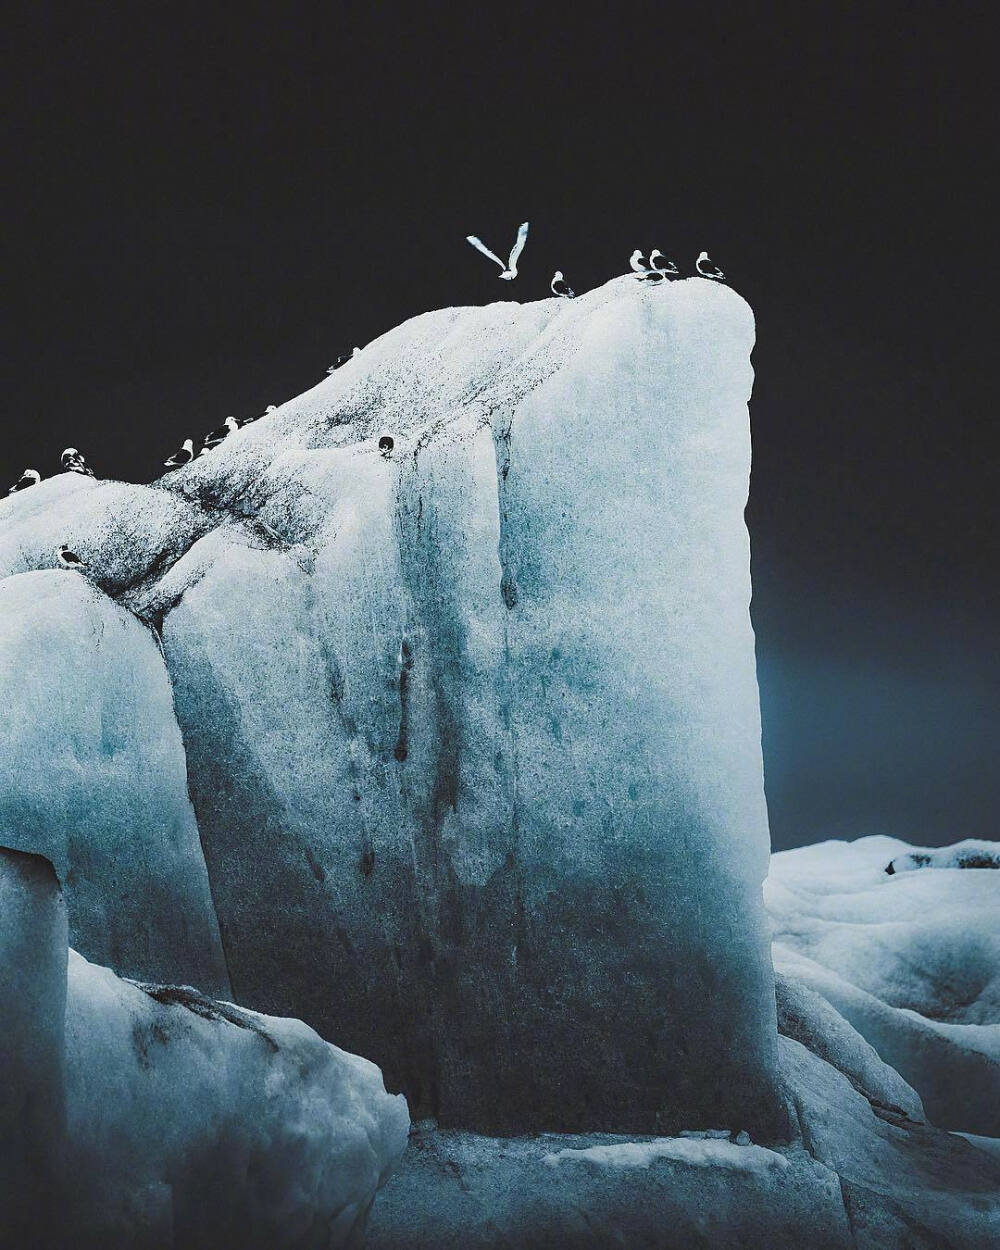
[327,347,361,373]
[696,251,726,281]
[378,435,395,459]
[57,545,85,571]
[199,416,239,454]
[7,468,40,494]
[466,222,529,280]
[628,250,663,282]
[163,438,195,470]
[61,447,95,476]
[649,249,679,278]
[550,271,575,298]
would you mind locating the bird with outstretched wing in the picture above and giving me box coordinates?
[466,222,530,279]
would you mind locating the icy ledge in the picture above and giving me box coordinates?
[0,846,409,1250]
[365,839,1000,1248]
[365,1034,999,1249]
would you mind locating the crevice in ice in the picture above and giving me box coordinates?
[491,418,519,611]
[838,1176,859,1247]
[127,981,279,1051]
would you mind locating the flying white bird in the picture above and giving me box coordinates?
[550,271,575,299]
[200,416,240,454]
[61,447,95,476]
[649,249,679,278]
[8,468,40,494]
[57,545,85,571]
[696,251,725,281]
[163,438,195,470]
[466,222,529,280]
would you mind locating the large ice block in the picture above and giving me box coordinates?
[1,276,784,1135]
[0,570,229,994]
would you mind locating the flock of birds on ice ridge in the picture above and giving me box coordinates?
[6,225,726,572]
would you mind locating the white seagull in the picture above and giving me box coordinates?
[200,416,240,454]
[649,249,680,278]
[61,447,95,476]
[57,545,85,571]
[696,251,726,281]
[163,438,195,470]
[466,222,529,280]
[8,468,40,494]
[628,250,663,282]
[550,271,575,299]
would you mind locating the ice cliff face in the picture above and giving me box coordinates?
[0,571,229,994]
[0,276,781,1136]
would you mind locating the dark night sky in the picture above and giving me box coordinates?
[2,3,996,849]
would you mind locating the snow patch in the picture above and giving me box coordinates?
[543,1136,788,1173]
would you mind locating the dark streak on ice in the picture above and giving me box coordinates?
[129,982,279,1052]
[305,846,326,884]
[394,638,414,763]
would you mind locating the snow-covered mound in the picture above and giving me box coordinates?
[767,836,1000,1134]
[0,846,409,1249]
[0,276,782,1136]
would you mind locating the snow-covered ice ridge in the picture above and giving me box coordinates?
[0,846,408,1249]
[768,835,1000,1136]
[0,275,783,1136]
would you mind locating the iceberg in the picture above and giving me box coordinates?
[0,276,784,1136]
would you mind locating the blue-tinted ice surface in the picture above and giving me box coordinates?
[0,846,408,1249]
[0,570,229,994]
[768,835,1000,1134]
[3,278,999,1246]
[0,276,780,1135]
